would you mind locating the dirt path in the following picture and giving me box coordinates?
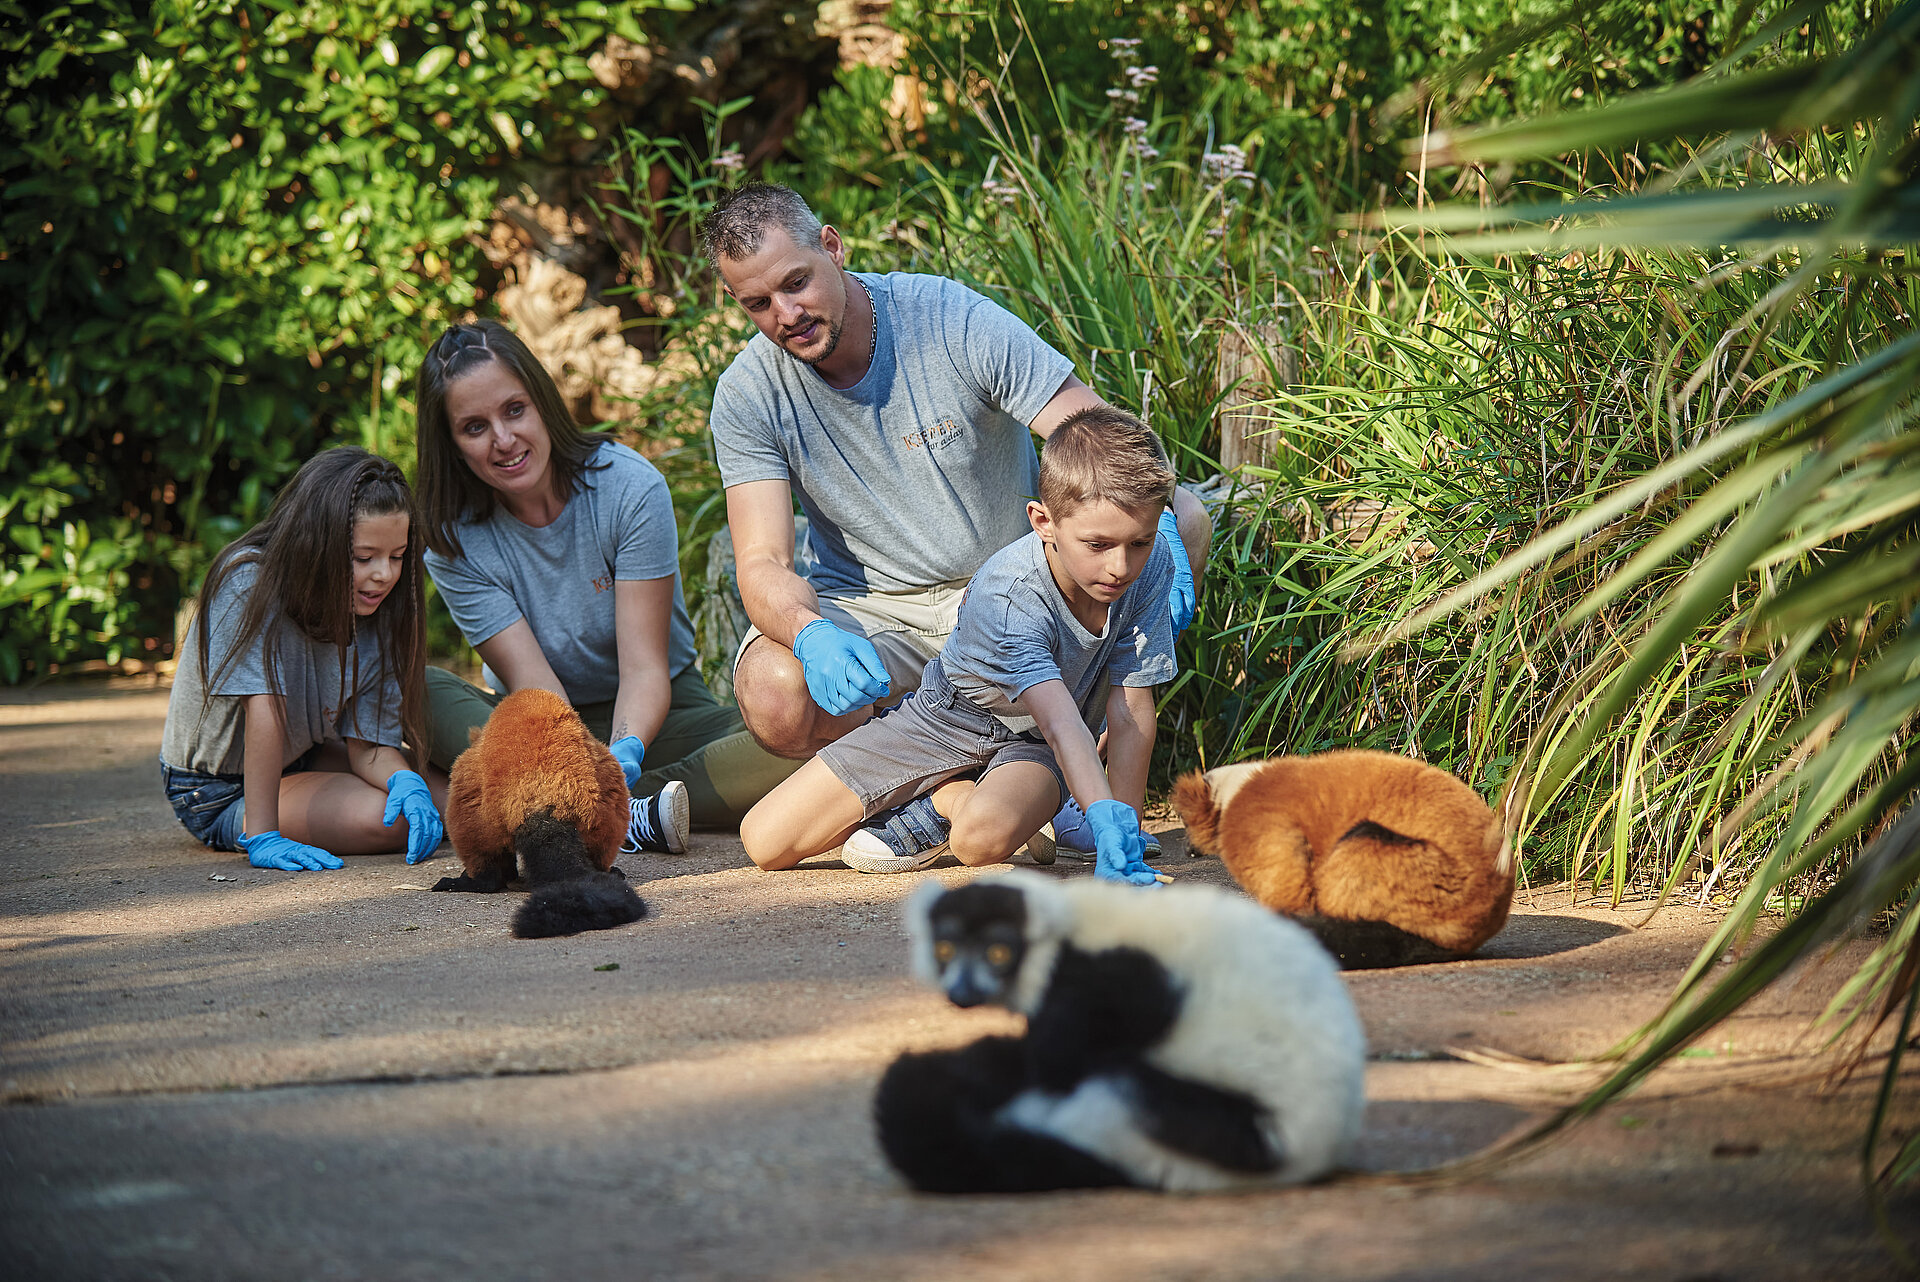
[3,680,1914,1280]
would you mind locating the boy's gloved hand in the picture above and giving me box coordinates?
[608,736,646,790]
[239,829,344,872]
[1158,508,1196,636]
[1085,800,1160,887]
[793,618,892,715]
[383,769,445,864]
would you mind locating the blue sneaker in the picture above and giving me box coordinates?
[841,795,951,874]
[1027,798,1161,864]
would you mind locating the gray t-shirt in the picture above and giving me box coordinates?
[940,530,1177,732]
[160,559,405,776]
[424,439,697,705]
[710,272,1075,595]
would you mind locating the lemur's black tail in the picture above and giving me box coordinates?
[874,1035,1134,1192]
[508,809,647,939]
[513,874,647,938]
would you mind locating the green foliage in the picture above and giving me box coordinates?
[1356,0,1920,1223]
[805,0,1719,221]
[0,0,679,680]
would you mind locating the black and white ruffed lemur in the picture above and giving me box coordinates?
[875,871,1366,1193]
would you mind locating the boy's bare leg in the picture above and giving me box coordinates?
[739,757,868,870]
[933,762,1062,867]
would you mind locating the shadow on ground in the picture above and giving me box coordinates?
[3,680,1916,1281]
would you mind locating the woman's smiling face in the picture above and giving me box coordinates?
[444,359,554,506]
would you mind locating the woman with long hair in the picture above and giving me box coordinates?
[415,320,795,847]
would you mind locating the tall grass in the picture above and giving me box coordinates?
[637,9,1909,916]
[1360,0,1920,1229]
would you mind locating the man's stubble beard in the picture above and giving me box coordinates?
[790,313,844,368]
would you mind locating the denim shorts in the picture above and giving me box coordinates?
[816,663,1067,819]
[159,749,316,852]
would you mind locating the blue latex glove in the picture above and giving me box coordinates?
[383,769,445,865]
[238,829,343,872]
[1085,799,1160,887]
[792,618,892,716]
[1158,508,1196,636]
[609,735,646,790]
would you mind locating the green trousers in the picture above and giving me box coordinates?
[424,665,800,830]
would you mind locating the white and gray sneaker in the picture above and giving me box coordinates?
[841,796,951,874]
[623,780,690,855]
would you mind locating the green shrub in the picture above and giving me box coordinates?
[0,0,673,680]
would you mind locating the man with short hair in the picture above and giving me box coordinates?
[701,182,1209,802]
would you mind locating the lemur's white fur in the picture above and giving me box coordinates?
[906,872,1367,1190]
[1200,760,1269,815]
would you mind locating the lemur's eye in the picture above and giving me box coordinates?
[934,941,956,964]
[986,943,1013,967]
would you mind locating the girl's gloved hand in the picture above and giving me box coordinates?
[793,618,892,715]
[239,829,344,872]
[1085,799,1160,887]
[609,736,646,790]
[383,769,445,864]
[1158,509,1196,636]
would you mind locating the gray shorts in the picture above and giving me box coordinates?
[816,664,1068,820]
[734,579,968,702]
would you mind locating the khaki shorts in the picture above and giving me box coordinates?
[734,579,969,701]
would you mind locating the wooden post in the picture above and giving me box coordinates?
[1216,322,1296,473]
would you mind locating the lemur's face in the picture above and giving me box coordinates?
[925,884,1030,1008]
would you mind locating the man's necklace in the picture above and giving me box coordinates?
[855,274,877,370]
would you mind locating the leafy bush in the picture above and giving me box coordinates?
[0,0,674,680]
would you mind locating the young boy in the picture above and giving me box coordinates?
[738,406,1175,885]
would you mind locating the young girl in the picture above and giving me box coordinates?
[414,320,797,845]
[159,447,446,871]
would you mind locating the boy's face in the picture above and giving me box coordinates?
[1029,498,1162,605]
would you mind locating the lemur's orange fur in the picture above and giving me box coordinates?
[1173,750,1512,956]
[446,687,628,883]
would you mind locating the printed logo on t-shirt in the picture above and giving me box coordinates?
[323,705,338,726]
[902,417,964,451]
[590,573,614,594]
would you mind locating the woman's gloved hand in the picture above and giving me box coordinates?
[608,736,646,790]
[383,769,445,865]
[239,829,344,872]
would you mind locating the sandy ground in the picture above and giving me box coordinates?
[3,679,1915,1280]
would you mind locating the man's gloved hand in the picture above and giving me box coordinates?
[793,618,892,716]
[608,736,646,791]
[1085,799,1160,887]
[1158,508,1196,636]
[383,769,445,865]
[239,829,344,872]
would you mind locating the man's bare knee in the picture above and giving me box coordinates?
[733,638,821,759]
[734,637,882,758]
